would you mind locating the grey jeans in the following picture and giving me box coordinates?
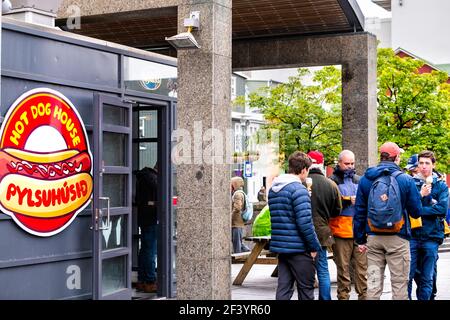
[232,227,249,253]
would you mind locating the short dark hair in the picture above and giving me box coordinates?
[380,152,397,162]
[288,151,312,174]
[418,150,436,163]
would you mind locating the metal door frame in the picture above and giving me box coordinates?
[92,93,133,300]
[128,95,174,298]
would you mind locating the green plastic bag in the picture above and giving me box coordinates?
[252,205,271,236]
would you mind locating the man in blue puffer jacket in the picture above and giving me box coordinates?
[353,142,422,300]
[269,151,321,300]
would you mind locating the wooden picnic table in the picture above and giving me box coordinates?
[232,236,278,286]
[232,236,335,286]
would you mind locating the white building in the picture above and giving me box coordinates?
[231,72,284,202]
[362,0,450,65]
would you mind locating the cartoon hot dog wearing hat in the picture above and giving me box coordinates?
[0,88,93,237]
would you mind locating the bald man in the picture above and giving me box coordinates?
[329,150,367,300]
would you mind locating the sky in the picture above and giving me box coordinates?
[236,1,391,83]
[355,0,391,19]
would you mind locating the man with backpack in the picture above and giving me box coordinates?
[409,150,448,300]
[353,142,422,300]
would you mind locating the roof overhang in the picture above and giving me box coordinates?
[55,0,364,52]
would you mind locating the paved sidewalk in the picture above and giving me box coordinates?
[232,251,450,300]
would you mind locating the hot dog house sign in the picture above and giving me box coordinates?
[0,88,93,237]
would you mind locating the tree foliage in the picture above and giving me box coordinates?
[236,49,450,172]
[237,66,342,168]
[377,48,450,172]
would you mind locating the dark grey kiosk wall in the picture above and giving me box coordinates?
[0,18,176,299]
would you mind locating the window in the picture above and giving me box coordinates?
[231,76,237,100]
[139,117,146,138]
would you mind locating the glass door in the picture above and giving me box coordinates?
[131,100,174,298]
[92,93,132,300]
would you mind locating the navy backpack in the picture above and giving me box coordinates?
[367,171,404,233]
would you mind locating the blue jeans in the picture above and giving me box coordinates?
[315,246,331,300]
[409,239,439,300]
[138,224,157,283]
[408,254,438,300]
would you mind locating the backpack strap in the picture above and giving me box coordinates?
[391,170,403,179]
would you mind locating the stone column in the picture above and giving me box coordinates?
[176,0,232,299]
[341,34,378,174]
[233,32,378,173]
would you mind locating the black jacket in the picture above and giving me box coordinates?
[135,167,158,227]
[308,168,342,246]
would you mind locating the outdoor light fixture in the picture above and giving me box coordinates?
[2,0,12,13]
[165,11,201,49]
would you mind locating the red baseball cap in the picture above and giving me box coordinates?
[307,150,324,164]
[379,142,403,157]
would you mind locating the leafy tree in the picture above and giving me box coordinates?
[377,48,450,172]
[235,66,342,169]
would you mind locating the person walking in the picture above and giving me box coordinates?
[353,142,422,300]
[269,151,321,300]
[329,150,368,300]
[231,176,251,253]
[409,150,448,300]
[307,150,342,300]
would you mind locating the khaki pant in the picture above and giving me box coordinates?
[366,235,410,300]
[332,237,368,300]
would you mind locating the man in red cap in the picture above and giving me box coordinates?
[353,142,422,300]
[306,150,342,300]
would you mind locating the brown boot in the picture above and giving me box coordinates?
[142,282,157,293]
[135,282,145,291]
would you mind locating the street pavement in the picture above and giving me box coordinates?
[232,251,450,300]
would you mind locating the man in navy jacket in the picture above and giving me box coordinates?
[269,151,321,300]
[409,150,448,300]
[353,142,422,300]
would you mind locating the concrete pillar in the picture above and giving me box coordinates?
[341,35,378,174]
[176,0,232,300]
[232,32,378,173]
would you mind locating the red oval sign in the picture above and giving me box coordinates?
[0,88,93,237]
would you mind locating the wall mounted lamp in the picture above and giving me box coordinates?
[165,11,201,49]
[2,0,12,13]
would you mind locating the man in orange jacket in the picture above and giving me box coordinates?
[329,150,367,300]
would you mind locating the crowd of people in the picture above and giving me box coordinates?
[232,142,449,300]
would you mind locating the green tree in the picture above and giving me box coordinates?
[235,66,342,168]
[377,48,450,172]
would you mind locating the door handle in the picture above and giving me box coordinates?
[98,197,111,230]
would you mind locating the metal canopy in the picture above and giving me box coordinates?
[56,0,363,50]
[372,0,391,11]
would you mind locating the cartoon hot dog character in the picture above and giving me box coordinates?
[0,88,93,237]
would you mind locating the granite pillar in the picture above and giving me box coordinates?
[233,32,378,173]
[341,35,378,174]
[176,0,232,300]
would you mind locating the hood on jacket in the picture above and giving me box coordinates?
[365,161,401,181]
[270,174,301,193]
[333,166,356,179]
